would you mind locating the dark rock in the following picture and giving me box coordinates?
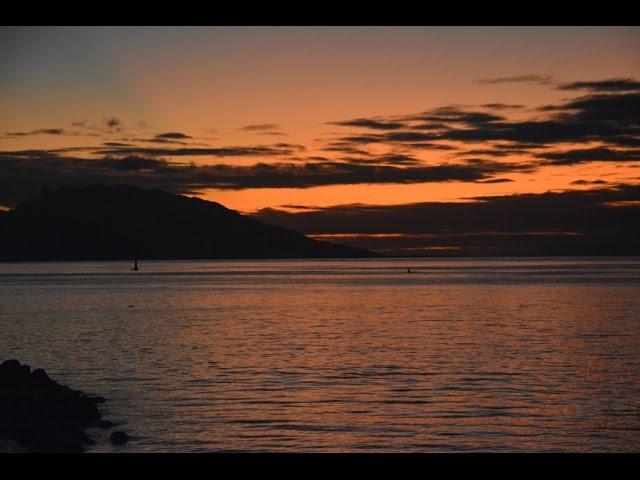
[96,420,115,429]
[0,359,30,387]
[30,368,50,381]
[80,433,96,445]
[110,431,129,445]
[84,395,106,404]
[0,359,21,370]
[0,359,106,452]
[30,368,55,389]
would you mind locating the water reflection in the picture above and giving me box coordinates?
[1,258,639,452]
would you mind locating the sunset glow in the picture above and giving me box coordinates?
[1,26,639,255]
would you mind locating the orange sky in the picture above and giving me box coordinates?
[1,26,639,214]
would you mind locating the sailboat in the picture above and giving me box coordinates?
[131,258,139,271]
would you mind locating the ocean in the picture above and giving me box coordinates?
[1,258,639,452]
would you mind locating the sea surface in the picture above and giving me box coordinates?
[1,258,639,452]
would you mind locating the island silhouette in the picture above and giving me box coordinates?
[0,185,379,261]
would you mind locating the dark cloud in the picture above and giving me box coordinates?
[334,153,422,166]
[239,124,280,131]
[481,103,525,110]
[255,131,286,136]
[451,147,537,158]
[104,117,122,131]
[93,156,166,171]
[570,179,609,186]
[96,145,298,157]
[3,75,640,222]
[253,185,640,256]
[273,142,306,152]
[554,92,640,124]
[315,81,637,174]
[476,74,554,86]
[254,184,640,234]
[440,93,640,146]
[103,142,133,147]
[154,132,193,140]
[607,136,640,148]
[324,86,638,163]
[6,128,67,137]
[339,134,386,144]
[0,152,531,208]
[328,118,406,130]
[538,147,640,165]
[409,106,505,125]
[137,138,189,145]
[474,178,514,184]
[557,78,640,92]
[322,145,373,156]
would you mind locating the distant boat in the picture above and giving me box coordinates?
[131,258,139,271]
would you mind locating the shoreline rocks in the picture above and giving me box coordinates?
[0,359,124,453]
[110,431,129,445]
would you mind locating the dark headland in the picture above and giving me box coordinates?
[0,184,378,261]
[0,359,122,453]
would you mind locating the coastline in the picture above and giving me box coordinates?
[0,359,125,453]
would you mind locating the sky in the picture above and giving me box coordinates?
[1,26,639,255]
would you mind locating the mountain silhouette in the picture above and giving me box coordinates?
[0,185,378,261]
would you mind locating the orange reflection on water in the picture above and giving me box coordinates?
[1,259,639,451]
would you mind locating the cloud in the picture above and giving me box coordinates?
[557,78,640,92]
[237,124,287,136]
[408,106,505,125]
[239,124,280,131]
[273,143,306,151]
[253,185,640,256]
[103,142,133,147]
[481,103,525,110]
[94,156,166,171]
[476,74,554,86]
[420,92,639,147]
[570,179,609,186]
[253,184,640,234]
[322,88,640,162]
[324,88,638,158]
[137,138,189,145]
[0,152,531,207]
[255,131,286,136]
[327,118,406,130]
[3,75,640,212]
[95,145,299,157]
[538,147,640,165]
[6,128,67,137]
[154,132,193,140]
[104,117,122,131]
[474,178,514,184]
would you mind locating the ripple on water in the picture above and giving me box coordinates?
[1,258,640,452]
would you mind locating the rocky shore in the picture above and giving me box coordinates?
[0,359,125,453]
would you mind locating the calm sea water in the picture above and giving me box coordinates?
[1,258,639,452]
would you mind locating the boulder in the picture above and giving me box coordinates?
[0,359,108,452]
[84,395,106,404]
[96,420,115,429]
[110,430,129,445]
